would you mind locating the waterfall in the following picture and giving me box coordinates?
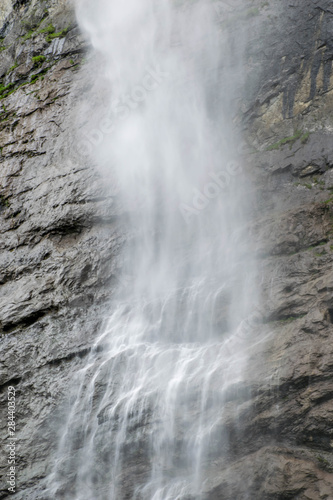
[48,1,259,498]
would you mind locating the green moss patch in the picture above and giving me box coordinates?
[22,30,35,42]
[0,195,10,208]
[38,23,55,35]
[301,131,310,143]
[0,82,29,100]
[0,83,15,98]
[20,11,51,42]
[46,27,69,43]
[7,62,18,73]
[30,67,50,83]
[0,40,6,52]
[32,55,46,64]
[266,130,302,151]
[266,130,311,151]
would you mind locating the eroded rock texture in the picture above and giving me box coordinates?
[0,0,332,499]
[0,2,123,498]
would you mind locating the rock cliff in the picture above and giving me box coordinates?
[0,0,332,499]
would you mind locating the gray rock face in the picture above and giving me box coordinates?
[0,1,12,25]
[0,2,124,498]
[0,0,333,499]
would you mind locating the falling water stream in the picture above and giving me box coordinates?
[49,1,259,498]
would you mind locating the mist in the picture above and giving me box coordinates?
[48,1,259,498]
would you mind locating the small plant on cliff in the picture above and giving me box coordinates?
[22,29,35,41]
[46,26,70,43]
[30,67,50,84]
[32,55,46,65]
[21,20,56,43]
[266,130,311,151]
[0,38,6,51]
[30,74,39,84]
[21,18,43,41]
[317,456,331,469]
[38,23,55,35]
[7,61,18,73]
[301,131,310,143]
[0,195,10,208]
[266,130,303,151]
[0,82,15,99]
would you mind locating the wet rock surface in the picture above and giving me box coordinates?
[0,0,332,499]
[0,2,124,498]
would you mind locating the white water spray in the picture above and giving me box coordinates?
[49,1,259,498]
